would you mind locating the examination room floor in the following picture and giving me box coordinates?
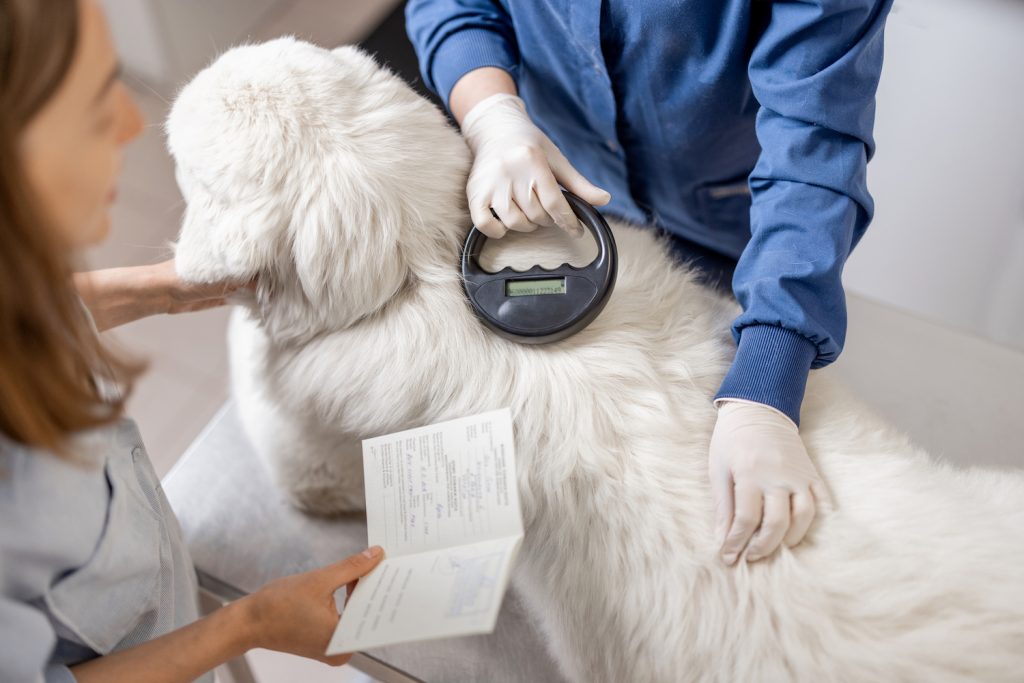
[85,1,1024,681]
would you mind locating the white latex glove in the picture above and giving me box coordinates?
[460,93,611,238]
[709,399,833,564]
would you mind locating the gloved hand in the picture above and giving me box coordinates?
[709,399,832,564]
[460,93,611,238]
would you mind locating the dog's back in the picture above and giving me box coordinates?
[227,212,1024,681]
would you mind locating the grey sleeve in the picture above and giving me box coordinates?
[0,591,57,683]
[44,664,77,683]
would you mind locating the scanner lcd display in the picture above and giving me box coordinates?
[505,278,566,297]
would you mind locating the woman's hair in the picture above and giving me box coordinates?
[0,0,140,453]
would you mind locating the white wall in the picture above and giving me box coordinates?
[100,0,402,93]
[100,0,281,91]
[845,0,1024,351]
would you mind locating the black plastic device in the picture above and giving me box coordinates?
[461,191,618,344]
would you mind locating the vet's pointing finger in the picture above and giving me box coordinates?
[546,144,611,207]
[534,172,584,237]
[784,489,816,548]
[745,492,790,562]
[721,483,762,565]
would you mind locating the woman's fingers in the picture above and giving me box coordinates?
[320,653,354,667]
[746,492,791,562]
[784,489,816,548]
[323,546,384,587]
[721,483,762,565]
[161,258,253,316]
[345,579,358,599]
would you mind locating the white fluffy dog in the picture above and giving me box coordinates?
[169,38,1024,682]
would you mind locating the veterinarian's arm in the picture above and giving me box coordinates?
[448,66,515,125]
[74,259,244,331]
[405,0,519,114]
[405,0,609,238]
[711,0,894,563]
[70,547,383,683]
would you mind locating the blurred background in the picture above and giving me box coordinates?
[90,1,1023,676]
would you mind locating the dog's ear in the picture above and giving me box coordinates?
[282,164,409,333]
[173,182,285,284]
[169,37,467,339]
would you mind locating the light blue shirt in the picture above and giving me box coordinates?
[0,419,209,683]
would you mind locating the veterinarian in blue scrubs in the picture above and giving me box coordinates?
[406,0,894,564]
[0,2,382,680]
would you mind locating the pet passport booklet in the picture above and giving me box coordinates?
[327,408,524,653]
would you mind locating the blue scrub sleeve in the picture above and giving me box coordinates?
[716,0,894,424]
[405,0,520,109]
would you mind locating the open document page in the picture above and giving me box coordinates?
[328,409,524,653]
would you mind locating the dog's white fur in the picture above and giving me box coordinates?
[169,38,1024,682]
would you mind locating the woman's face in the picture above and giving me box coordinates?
[20,0,143,251]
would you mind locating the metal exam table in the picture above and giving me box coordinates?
[162,403,566,683]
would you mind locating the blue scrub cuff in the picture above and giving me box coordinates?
[715,324,817,426]
[429,27,519,110]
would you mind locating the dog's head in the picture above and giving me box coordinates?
[167,38,470,339]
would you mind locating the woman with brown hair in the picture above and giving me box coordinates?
[0,1,383,680]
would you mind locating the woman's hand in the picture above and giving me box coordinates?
[71,547,384,683]
[148,258,250,315]
[240,546,384,665]
[709,400,832,564]
[75,258,251,331]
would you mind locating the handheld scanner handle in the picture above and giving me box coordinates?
[462,190,616,279]
[460,191,618,344]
